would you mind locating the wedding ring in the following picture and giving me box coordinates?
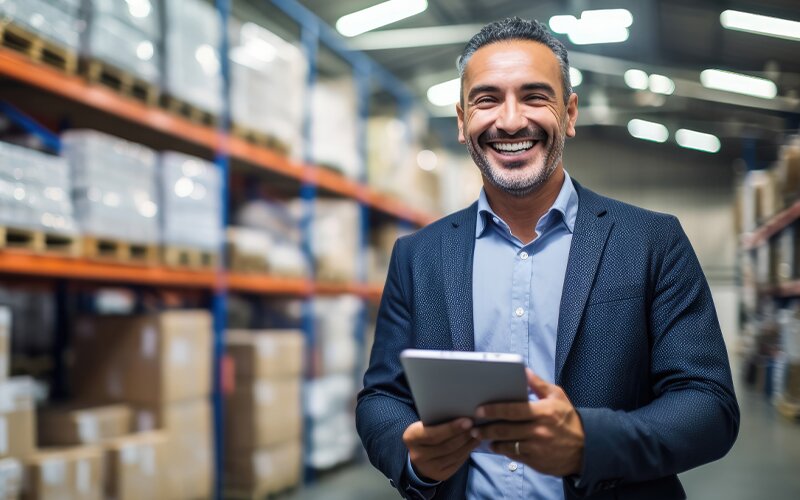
[514,440,520,455]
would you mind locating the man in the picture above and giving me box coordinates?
[356,17,739,500]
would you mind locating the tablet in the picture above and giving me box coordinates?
[400,349,529,426]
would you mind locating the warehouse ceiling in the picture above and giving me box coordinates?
[245,0,800,160]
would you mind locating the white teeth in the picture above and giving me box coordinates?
[492,140,534,152]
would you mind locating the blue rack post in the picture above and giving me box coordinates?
[213,0,232,498]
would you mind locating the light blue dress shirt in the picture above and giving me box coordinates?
[405,172,578,500]
[468,172,577,499]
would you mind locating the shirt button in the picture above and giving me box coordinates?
[508,462,518,472]
[515,307,524,317]
[519,251,528,260]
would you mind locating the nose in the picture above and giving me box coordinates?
[495,99,527,135]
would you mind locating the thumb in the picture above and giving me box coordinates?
[526,368,553,399]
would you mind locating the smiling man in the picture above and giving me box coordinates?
[356,18,739,500]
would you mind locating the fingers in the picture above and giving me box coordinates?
[526,368,554,399]
[471,421,548,442]
[477,401,534,421]
[403,418,472,447]
[417,428,478,461]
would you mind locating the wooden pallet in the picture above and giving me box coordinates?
[0,226,81,255]
[0,21,77,73]
[163,246,218,269]
[776,396,800,422]
[231,124,290,155]
[83,59,159,106]
[83,236,159,264]
[161,95,218,127]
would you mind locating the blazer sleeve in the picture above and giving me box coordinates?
[569,215,740,497]
[355,238,429,498]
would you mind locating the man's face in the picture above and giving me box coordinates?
[456,40,579,197]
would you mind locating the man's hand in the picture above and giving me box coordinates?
[403,417,480,482]
[472,369,585,477]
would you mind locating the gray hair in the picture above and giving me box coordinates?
[457,17,572,104]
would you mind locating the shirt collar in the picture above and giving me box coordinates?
[475,170,579,238]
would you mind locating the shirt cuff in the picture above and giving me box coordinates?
[405,453,441,489]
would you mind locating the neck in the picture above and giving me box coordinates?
[483,166,565,244]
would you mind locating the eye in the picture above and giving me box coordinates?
[474,96,497,106]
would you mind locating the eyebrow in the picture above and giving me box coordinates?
[467,82,557,102]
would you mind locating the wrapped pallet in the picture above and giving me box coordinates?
[82,0,162,86]
[229,20,306,159]
[0,0,83,51]
[311,78,360,178]
[61,130,159,246]
[162,0,224,116]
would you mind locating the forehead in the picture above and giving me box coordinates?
[463,39,562,91]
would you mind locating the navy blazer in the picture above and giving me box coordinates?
[356,181,739,499]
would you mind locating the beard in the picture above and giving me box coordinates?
[464,122,566,198]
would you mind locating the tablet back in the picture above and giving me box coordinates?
[400,350,528,425]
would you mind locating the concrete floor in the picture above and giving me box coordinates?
[284,386,800,499]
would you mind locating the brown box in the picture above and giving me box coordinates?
[0,457,23,500]
[226,379,302,450]
[71,311,212,405]
[103,431,167,500]
[225,440,302,497]
[0,307,10,384]
[784,362,800,402]
[23,446,103,500]
[37,404,131,447]
[226,330,304,381]
[132,399,212,500]
[0,378,36,460]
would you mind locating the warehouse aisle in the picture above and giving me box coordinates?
[285,386,800,499]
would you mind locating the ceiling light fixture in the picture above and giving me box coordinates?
[427,77,460,107]
[549,9,633,45]
[675,129,721,153]
[700,69,778,99]
[336,0,428,38]
[624,69,649,90]
[570,67,583,87]
[720,10,800,42]
[627,119,668,143]
[648,74,675,95]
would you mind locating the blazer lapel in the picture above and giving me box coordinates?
[442,203,477,352]
[555,183,613,383]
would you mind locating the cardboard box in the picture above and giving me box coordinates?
[103,431,167,500]
[226,330,304,381]
[0,378,36,460]
[71,311,212,405]
[132,399,212,500]
[0,306,10,383]
[38,404,131,446]
[225,440,302,497]
[0,457,23,500]
[23,446,103,500]
[226,379,302,450]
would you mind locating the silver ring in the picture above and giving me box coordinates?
[514,440,520,455]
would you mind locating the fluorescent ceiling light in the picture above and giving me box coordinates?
[570,67,583,87]
[336,0,428,38]
[700,69,777,99]
[675,129,721,153]
[720,10,800,42]
[347,24,483,50]
[648,74,675,95]
[549,9,632,45]
[624,69,648,90]
[427,78,460,107]
[627,119,668,143]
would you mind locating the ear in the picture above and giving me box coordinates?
[456,102,466,144]
[565,93,578,138]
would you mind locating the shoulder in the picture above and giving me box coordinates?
[395,203,477,248]
[576,183,679,234]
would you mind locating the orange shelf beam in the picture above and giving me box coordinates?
[742,200,800,250]
[227,273,311,295]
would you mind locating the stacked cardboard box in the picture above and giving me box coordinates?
[70,310,213,499]
[103,431,168,500]
[0,306,9,383]
[0,378,36,462]
[37,404,131,446]
[224,330,304,497]
[290,199,360,282]
[23,446,103,500]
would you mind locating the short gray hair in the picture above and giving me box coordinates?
[457,17,572,104]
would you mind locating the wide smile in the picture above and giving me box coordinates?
[484,139,542,159]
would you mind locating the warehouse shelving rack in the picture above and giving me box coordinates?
[0,0,431,497]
